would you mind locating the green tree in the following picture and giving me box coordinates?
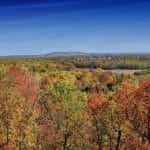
[49,81,86,150]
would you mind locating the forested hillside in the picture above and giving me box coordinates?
[0,56,150,150]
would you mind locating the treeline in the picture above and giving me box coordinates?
[0,55,150,72]
[62,56,150,70]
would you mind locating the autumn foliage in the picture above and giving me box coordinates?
[88,92,107,113]
[0,58,150,150]
[8,65,39,104]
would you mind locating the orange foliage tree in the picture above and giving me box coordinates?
[88,92,108,150]
[130,79,150,143]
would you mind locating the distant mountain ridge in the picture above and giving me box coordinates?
[0,51,89,58]
[0,51,150,58]
[44,51,90,57]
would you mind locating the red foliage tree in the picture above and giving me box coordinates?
[8,65,39,106]
[132,79,150,143]
[115,80,136,119]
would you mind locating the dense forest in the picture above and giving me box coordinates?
[0,55,150,150]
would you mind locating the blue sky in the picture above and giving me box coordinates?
[0,0,150,55]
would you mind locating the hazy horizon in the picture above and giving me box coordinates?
[0,0,150,55]
[0,50,150,57]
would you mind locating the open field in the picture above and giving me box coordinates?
[104,69,143,74]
